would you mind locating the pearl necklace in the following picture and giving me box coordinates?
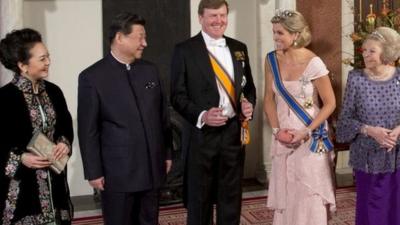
[364,67,395,81]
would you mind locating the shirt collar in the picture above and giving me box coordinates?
[110,51,133,70]
[201,31,226,47]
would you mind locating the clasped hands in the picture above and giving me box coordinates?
[366,126,400,152]
[275,128,310,149]
[21,142,70,169]
[202,98,253,127]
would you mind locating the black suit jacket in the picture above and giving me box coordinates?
[78,54,171,192]
[170,33,256,127]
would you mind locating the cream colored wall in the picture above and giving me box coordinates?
[23,0,102,196]
[0,0,23,85]
[338,0,354,170]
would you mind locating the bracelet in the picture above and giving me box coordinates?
[21,153,27,164]
[305,128,312,137]
[272,128,280,135]
[361,125,369,136]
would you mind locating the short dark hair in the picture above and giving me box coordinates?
[198,0,229,15]
[0,28,42,74]
[108,12,146,44]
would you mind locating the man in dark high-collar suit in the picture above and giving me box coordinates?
[78,12,171,225]
[170,0,256,224]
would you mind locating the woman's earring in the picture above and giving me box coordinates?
[293,40,298,47]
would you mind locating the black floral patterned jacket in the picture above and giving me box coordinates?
[0,76,73,225]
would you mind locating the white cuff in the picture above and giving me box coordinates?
[196,111,207,129]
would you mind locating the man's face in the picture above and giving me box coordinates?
[199,4,228,39]
[120,24,147,59]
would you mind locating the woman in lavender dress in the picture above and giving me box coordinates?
[336,27,400,225]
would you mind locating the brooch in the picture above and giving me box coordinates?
[234,51,245,61]
[304,97,313,109]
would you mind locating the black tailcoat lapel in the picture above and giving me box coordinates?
[189,33,219,95]
[226,38,243,103]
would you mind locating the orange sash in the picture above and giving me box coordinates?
[208,53,250,145]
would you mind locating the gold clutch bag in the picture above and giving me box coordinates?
[27,131,69,174]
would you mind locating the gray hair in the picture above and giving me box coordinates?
[365,27,400,63]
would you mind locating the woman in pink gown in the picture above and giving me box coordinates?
[264,10,336,225]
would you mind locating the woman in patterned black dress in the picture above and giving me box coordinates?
[0,28,73,224]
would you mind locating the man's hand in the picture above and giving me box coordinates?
[166,160,172,173]
[202,107,228,127]
[241,98,253,121]
[89,177,105,191]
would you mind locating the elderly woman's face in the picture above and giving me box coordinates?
[272,23,297,51]
[20,42,50,81]
[362,39,383,69]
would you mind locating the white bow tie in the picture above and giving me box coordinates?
[209,38,226,47]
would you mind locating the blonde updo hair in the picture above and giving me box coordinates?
[365,27,400,63]
[270,10,311,48]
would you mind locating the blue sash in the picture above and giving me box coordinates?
[267,51,333,153]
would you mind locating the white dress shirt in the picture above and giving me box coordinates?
[196,31,236,128]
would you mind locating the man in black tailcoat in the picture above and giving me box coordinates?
[170,0,256,224]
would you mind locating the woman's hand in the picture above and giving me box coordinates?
[288,128,310,146]
[21,152,52,169]
[275,128,293,143]
[389,126,400,141]
[366,126,396,150]
[276,128,302,148]
[52,142,70,161]
[387,126,400,151]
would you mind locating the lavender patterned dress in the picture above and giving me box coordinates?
[336,68,400,225]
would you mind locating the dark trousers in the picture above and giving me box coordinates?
[101,189,159,225]
[186,119,244,225]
